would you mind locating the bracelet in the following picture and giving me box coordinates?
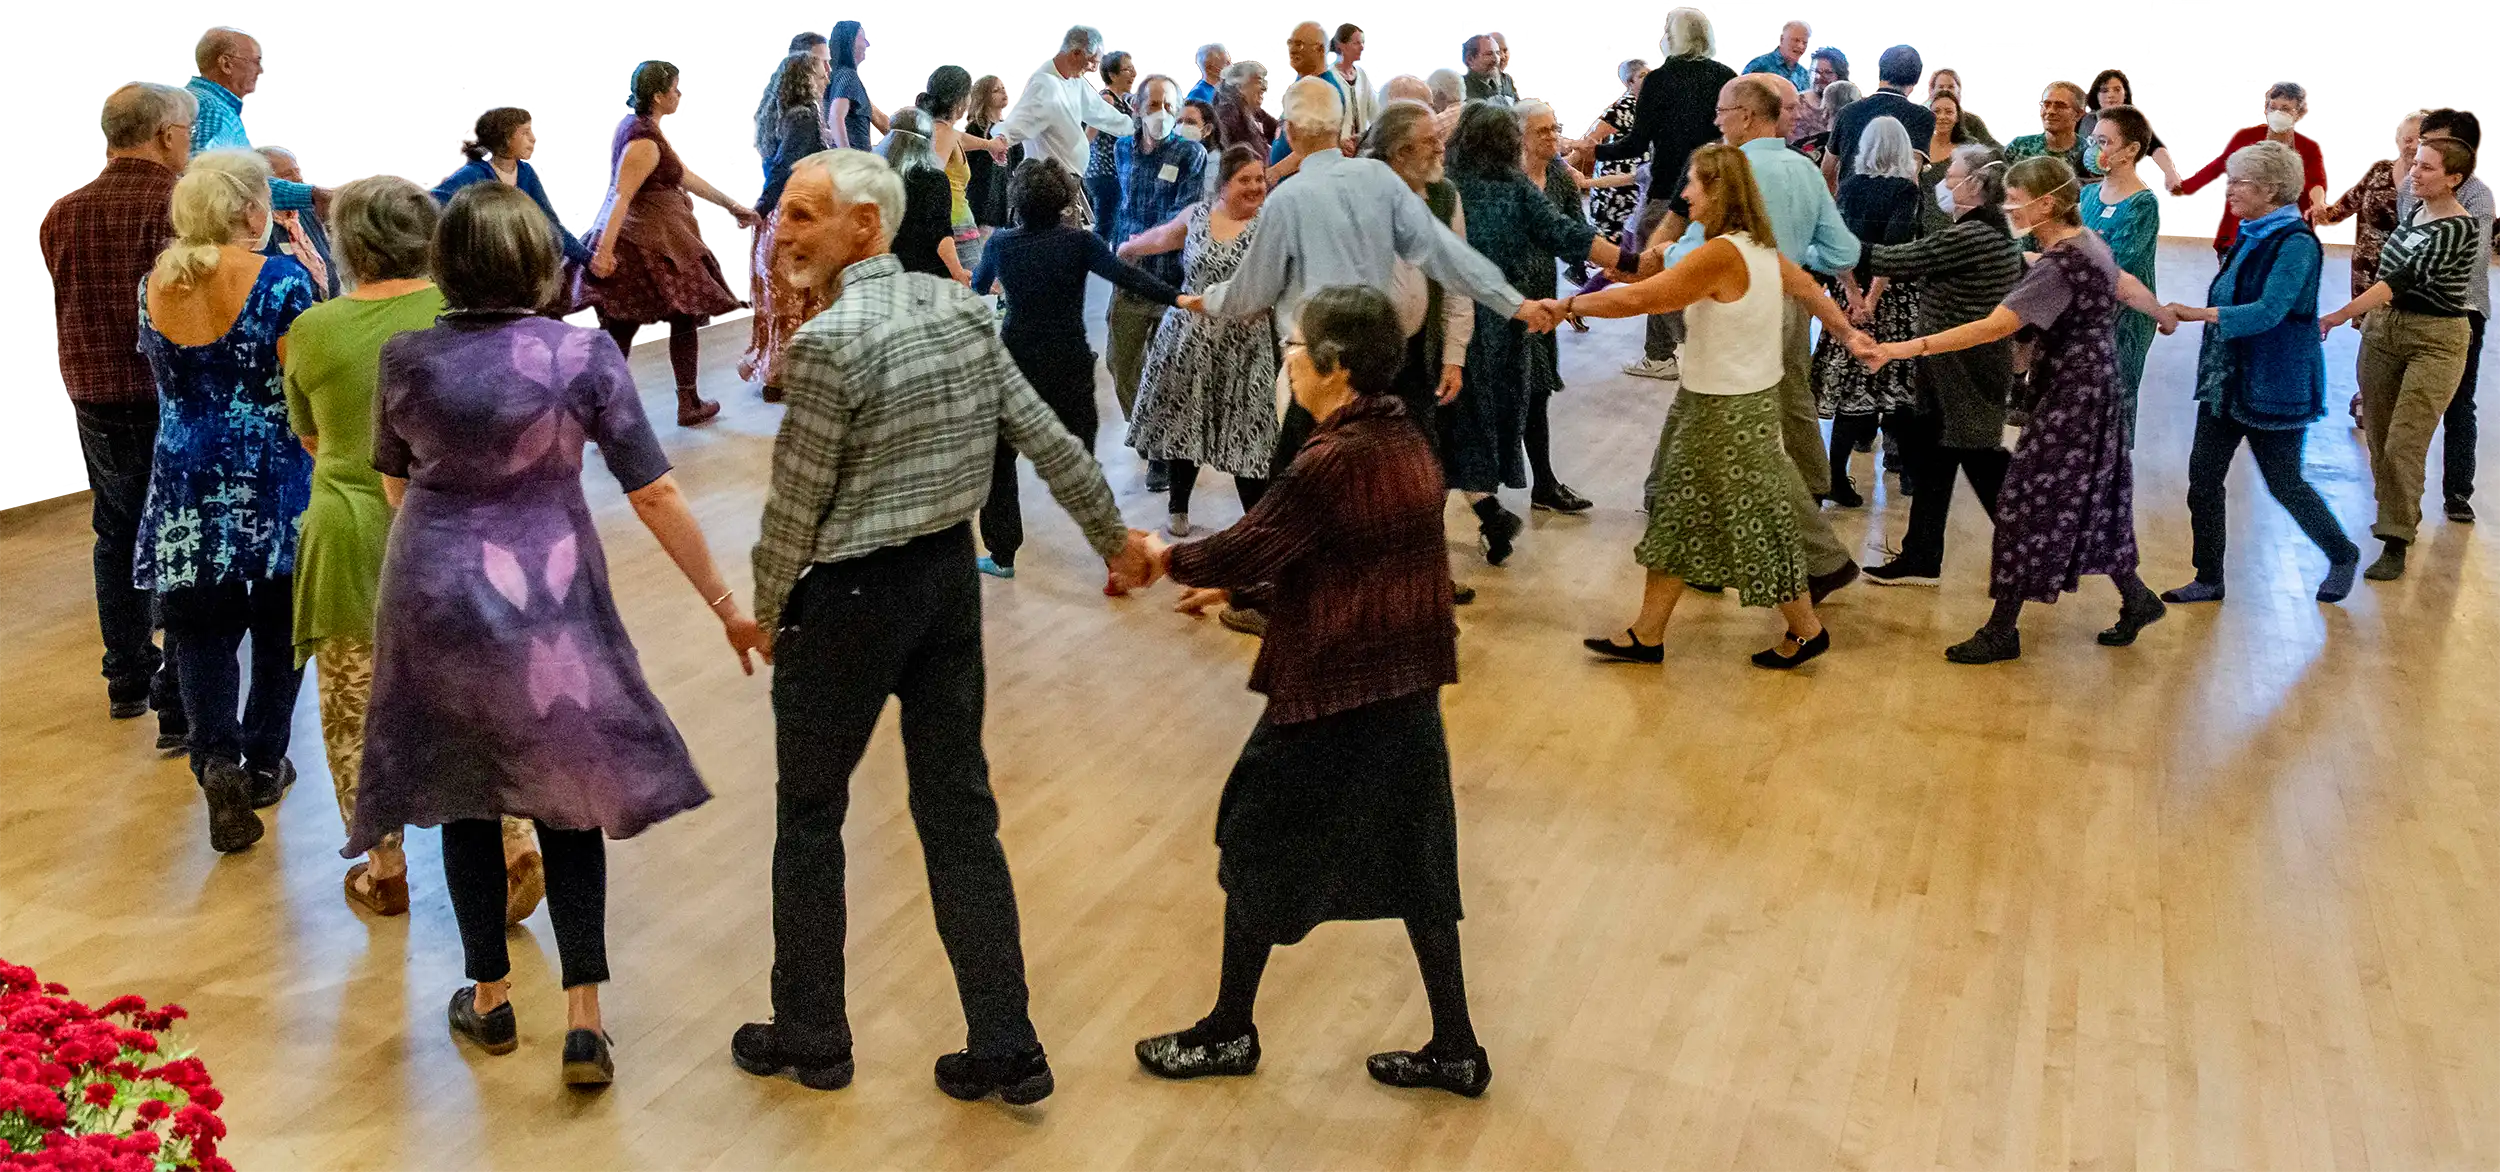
[707,588,735,610]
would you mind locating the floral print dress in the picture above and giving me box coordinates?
[134,256,316,592]
[2320,159,2401,299]
[1989,232,2141,603]
[1588,90,1645,242]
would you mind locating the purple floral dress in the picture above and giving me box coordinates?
[1990,232,2141,604]
[344,313,708,855]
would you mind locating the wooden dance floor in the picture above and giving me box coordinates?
[6,240,2499,1170]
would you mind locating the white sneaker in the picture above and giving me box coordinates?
[1623,356,1680,381]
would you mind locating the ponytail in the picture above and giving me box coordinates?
[152,150,270,290]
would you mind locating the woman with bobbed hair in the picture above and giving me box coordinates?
[881,110,968,282]
[350,182,764,1087]
[137,147,318,854]
[1133,285,1489,1098]
[2078,70,2181,190]
[2173,82,2329,255]
[430,107,592,267]
[575,60,759,427]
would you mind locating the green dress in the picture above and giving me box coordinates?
[2078,182,2159,442]
[283,286,446,662]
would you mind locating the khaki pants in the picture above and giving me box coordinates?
[2359,308,2473,543]
[1106,289,1168,420]
[1776,301,1852,575]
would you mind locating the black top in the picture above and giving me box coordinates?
[757,105,823,216]
[1594,55,1736,216]
[1830,89,1937,179]
[893,166,956,279]
[971,223,1182,351]
[1835,173,1925,269]
[965,121,1021,228]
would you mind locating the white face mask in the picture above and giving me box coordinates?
[253,213,275,251]
[1176,122,1206,143]
[1142,110,1175,142]
[1935,179,1959,216]
[2266,109,2296,133]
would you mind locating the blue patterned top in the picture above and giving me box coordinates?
[184,78,316,212]
[135,256,317,591]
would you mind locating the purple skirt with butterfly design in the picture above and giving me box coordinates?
[344,312,709,857]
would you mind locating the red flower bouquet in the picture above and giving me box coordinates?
[0,959,228,1172]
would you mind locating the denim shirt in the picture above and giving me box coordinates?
[2194,203,2324,428]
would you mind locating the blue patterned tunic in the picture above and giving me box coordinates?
[134,256,316,591]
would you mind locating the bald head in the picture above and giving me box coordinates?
[1287,21,1327,77]
[1759,74,1801,134]
[194,27,263,95]
[1381,75,1431,106]
[1717,77,1782,144]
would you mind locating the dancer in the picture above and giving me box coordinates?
[734,150,1152,1103]
[1084,50,1137,243]
[1122,146,1275,537]
[2156,141,2363,605]
[1567,145,1871,668]
[2079,104,2161,441]
[431,108,593,269]
[970,159,1190,578]
[347,183,763,1087]
[744,54,830,401]
[1814,115,1926,507]
[880,112,968,282]
[2313,112,2425,426]
[2078,70,2182,189]
[920,66,1008,275]
[824,21,887,150]
[2172,83,2328,255]
[575,60,759,427]
[1132,286,1487,1097]
[1868,157,2176,663]
[135,149,315,853]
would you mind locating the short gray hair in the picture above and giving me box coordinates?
[1222,60,1266,87]
[1515,99,1556,125]
[1425,69,1464,110]
[2227,140,2305,206]
[328,175,438,285]
[1951,143,2008,209]
[1821,81,1863,112]
[1855,116,1919,181]
[799,149,905,247]
[1662,8,1715,60]
[1365,99,1437,163]
[1281,77,1343,139]
[1061,26,1103,56]
[1196,43,1226,68]
[2265,81,2307,111]
[101,82,196,151]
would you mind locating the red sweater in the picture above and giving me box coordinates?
[2179,125,2327,253]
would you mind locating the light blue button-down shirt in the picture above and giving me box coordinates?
[1664,135,1860,274]
[185,78,315,212]
[1200,149,1524,330]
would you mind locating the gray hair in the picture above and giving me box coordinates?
[255,145,296,169]
[2226,140,2305,206]
[1515,99,1556,125]
[1618,59,1646,86]
[1061,26,1104,56]
[881,125,940,177]
[1196,43,1226,69]
[1661,8,1715,61]
[1951,142,2009,209]
[1821,81,1863,112]
[1365,99,1437,162]
[1281,77,1343,139]
[328,175,438,286]
[101,82,196,151]
[155,149,273,289]
[1222,60,1267,88]
[1855,116,1919,181]
[2264,81,2307,111]
[1425,68,1464,110]
[194,26,253,75]
[798,148,905,247]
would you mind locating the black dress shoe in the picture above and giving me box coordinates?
[248,759,297,809]
[731,1022,854,1090]
[1450,581,1477,606]
[1530,483,1592,514]
[1945,627,2021,665]
[1583,630,1664,664]
[1823,481,1864,509]
[2097,594,2167,646]
[1750,627,1830,669]
[448,987,517,1056]
[1862,559,1941,587]
[1135,1022,1260,1080]
[934,1045,1054,1105]
[110,697,149,720]
[563,1029,615,1087]
[1807,560,1860,604]
[1365,1043,1492,1098]
[200,759,263,854]
[1478,505,1524,566]
[156,730,190,754]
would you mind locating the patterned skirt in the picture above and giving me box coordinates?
[1125,299,1279,478]
[738,218,828,388]
[1814,279,1921,417]
[1634,388,1809,606]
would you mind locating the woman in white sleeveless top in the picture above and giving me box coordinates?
[1542,145,1877,669]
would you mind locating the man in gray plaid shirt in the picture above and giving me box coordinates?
[733,149,1154,1106]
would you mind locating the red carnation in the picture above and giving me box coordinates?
[81,1083,115,1106]
[131,1099,167,1123]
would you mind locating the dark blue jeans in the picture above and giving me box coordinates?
[161,577,303,777]
[2442,311,2486,502]
[1085,171,1124,245]
[72,401,176,717]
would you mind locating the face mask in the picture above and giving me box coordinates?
[1935,180,1959,216]
[253,214,275,251]
[1143,111,1175,141]
[1176,122,1206,143]
[2266,109,2296,133]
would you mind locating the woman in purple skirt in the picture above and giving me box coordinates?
[347,184,767,1087]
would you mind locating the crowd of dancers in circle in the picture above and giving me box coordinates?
[36,6,2492,1109]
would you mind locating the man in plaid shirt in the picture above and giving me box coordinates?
[40,82,195,740]
[732,149,1154,1105]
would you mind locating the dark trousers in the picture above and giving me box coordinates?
[980,347,1098,567]
[2185,409,2362,585]
[442,818,609,987]
[1086,172,1124,245]
[769,524,1038,1060]
[160,578,302,777]
[1895,411,2009,572]
[1633,198,1684,361]
[72,401,178,714]
[2442,310,2487,502]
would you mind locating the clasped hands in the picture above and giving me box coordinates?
[1104,528,1170,595]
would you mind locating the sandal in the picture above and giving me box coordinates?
[505,850,546,927]
[345,861,410,917]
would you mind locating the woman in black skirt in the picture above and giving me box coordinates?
[1135,285,1486,1097]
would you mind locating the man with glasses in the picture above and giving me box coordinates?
[994,25,1134,228]
[2007,81,2098,179]
[185,27,322,212]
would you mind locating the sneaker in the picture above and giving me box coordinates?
[976,556,1016,580]
[1807,560,1859,604]
[1135,1022,1261,1080]
[1622,356,1680,381]
[156,729,190,755]
[1365,1043,1492,1098]
[248,758,296,810]
[562,1029,615,1088]
[1478,505,1524,567]
[2447,497,2475,524]
[200,759,263,854]
[2363,540,2407,581]
[1218,606,1268,637]
[1944,627,2021,665]
[1862,560,1941,587]
[447,987,517,1056]
[934,1045,1055,1105]
[731,1022,854,1091]
[1530,483,1593,514]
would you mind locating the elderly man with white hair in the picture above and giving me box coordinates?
[995,25,1134,226]
[735,148,1153,1105]
[186,27,321,213]
[1188,43,1229,106]
[1742,20,1813,92]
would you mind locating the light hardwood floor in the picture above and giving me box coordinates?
[4,241,2497,1170]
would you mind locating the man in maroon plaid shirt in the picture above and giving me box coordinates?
[40,82,195,742]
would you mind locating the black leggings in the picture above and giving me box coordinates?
[1525,386,1558,492]
[600,315,701,394]
[1204,900,1477,1053]
[442,819,609,988]
[1165,460,1267,516]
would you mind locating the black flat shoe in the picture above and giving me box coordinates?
[563,1028,615,1087]
[934,1045,1054,1105]
[2097,595,2167,646]
[2447,497,2475,524]
[1450,581,1476,606]
[248,758,296,809]
[156,729,190,755]
[1366,1044,1492,1098]
[1808,561,1859,604]
[200,759,263,854]
[110,697,149,720]
[731,1022,854,1090]
[1945,627,2021,665]
[1530,483,1592,514]
[1583,630,1664,664]
[2364,541,2407,581]
[1750,627,1830,669]
[1478,505,1524,567]
[1823,482,1864,509]
[448,987,517,1056]
[1135,1022,1260,1080]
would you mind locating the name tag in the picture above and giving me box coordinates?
[1158,163,1180,183]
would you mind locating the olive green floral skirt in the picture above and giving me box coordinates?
[1634,388,1809,607]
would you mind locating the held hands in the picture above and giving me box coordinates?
[1175,294,1206,314]
[1513,300,1563,334]
[729,204,761,229]
[589,251,618,278]
[1435,364,1465,405]
[1105,528,1165,595]
[1174,586,1231,616]
[2150,303,2182,336]
[2167,180,2188,197]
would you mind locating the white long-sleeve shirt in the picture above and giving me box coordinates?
[1388,197,1476,366]
[998,61,1134,177]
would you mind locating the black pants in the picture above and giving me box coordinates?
[1165,460,1267,516]
[2185,409,2362,585]
[160,578,302,777]
[2442,310,2487,503]
[769,524,1038,1060]
[73,401,177,715]
[981,346,1098,567]
[442,818,609,987]
[1894,411,2008,572]
[600,314,702,395]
